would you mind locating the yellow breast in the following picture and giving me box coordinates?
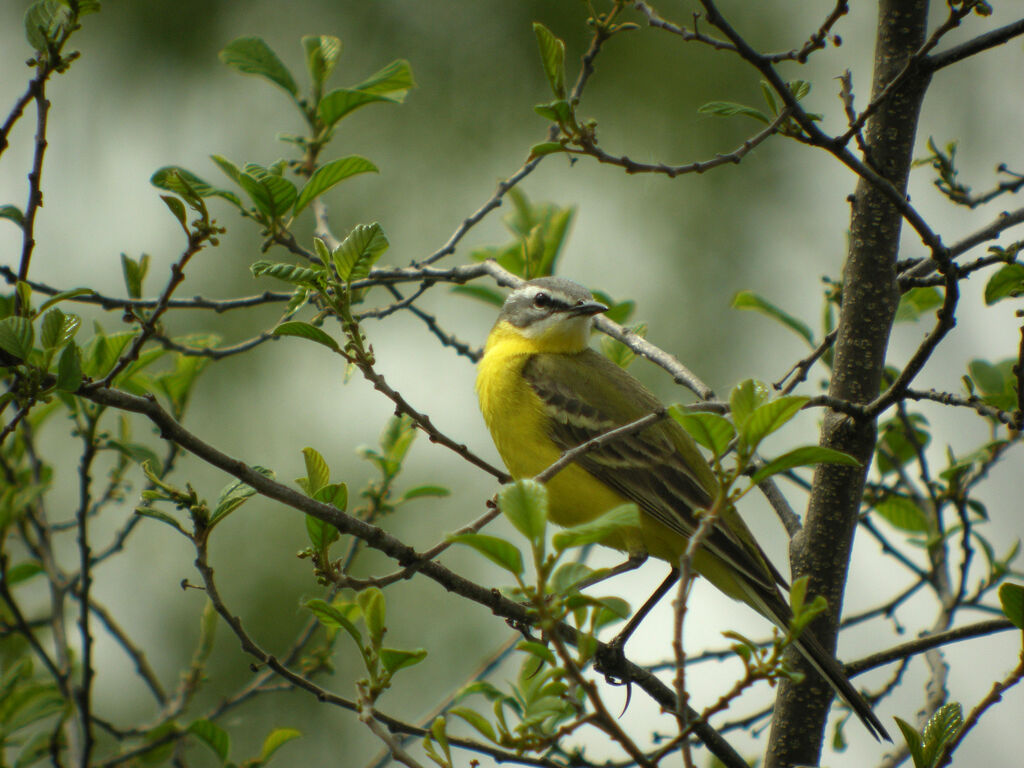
[476,323,646,553]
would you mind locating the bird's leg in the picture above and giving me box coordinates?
[595,566,680,688]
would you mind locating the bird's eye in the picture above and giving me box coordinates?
[532,292,551,309]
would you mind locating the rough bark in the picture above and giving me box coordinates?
[765,1,932,765]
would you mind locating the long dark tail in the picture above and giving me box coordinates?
[745,587,892,742]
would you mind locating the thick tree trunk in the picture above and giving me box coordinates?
[765,2,932,765]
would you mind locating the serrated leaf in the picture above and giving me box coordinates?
[984,263,1024,305]
[448,707,497,743]
[999,582,1024,629]
[313,482,347,510]
[55,342,82,391]
[742,396,809,452]
[729,379,771,430]
[250,260,322,285]
[219,37,298,96]
[532,23,566,99]
[160,195,188,232]
[380,647,427,674]
[273,321,340,352]
[120,253,150,299]
[553,504,641,551]
[259,728,301,764]
[210,468,273,528]
[669,407,735,458]
[305,598,364,649]
[0,204,25,228]
[189,719,230,764]
[732,290,814,344]
[0,316,34,361]
[82,330,135,378]
[921,703,962,767]
[551,562,595,593]
[293,156,378,215]
[448,533,523,576]
[305,513,340,552]
[35,287,93,314]
[874,494,930,533]
[238,165,297,219]
[40,308,79,350]
[698,101,771,124]
[498,480,547,546]
[332,222,388,283]
[751,445,860,483]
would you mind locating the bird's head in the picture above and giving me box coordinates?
[490,277,608,353]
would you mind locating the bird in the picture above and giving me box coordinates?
[475,275,890,741]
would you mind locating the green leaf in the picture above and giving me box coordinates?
[293,156,378,215]
[532,23,566,99]
[498,480,547,547]
[551,562,595,593]
[669,407,735,459]
[529,141,565,159]
[39,308,79,350]
[305,598,364,649]
[999,582,1024,629]
[400,485,450,501]
[160,195,188,232]
[448,533,524,576]
[106,439,162,473]
[150,166,242,207]
[188,719,230,764]
[4,561,43,586]
[0,204,24,228]
[533,99,572,125]
[921,703,962,767]
[219,37,298,97]
[318,89,394,127]
[120,253,150,299]
[874,494,930,534]
[258,728,301,765]
[210,469,273,528]
[895,717,926,768]
[349,59,415,99]
[729,379,771,430]
[895,286,944,322]
[273,321,340,352]
[447,707,497,744]
[238,164,297,219]
[741,396,809,453]
[302,446,330,495]
[0,316,34,361]
[966,359,1018,411]
[732,290,814,344]
[357,587,386,647]
[302,34,341,91]
[877,414,931,474]
[36,287,94,314]
[305,514,340,552]
[82,330,135,378]
[380,647,427,674]
[553,504,641,551]
[250,260,322,285]
[24,0,72,52]
[55,342,82,391]
[332,222,389,283]
[210,154,242,185]
[751,445,860,483]
[984,263,1024,305]
[698,101,771,124]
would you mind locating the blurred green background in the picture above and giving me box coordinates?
[2,2,1022,766]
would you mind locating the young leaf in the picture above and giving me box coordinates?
[0,316,34,361]
[751,445,860,483]
[317,89,394,127]
[250,261,322,285]
[302,447,330,495]
[895,286,943,322]
[219,37,298,97]
[55,342,82,391]
[921,703,962,767]
[273,321,340,352]
[40,308,80,350]
[188,719,230,764]
[553,504,641,551]
[209,469,273,528]
[305,598,364,649]
[302,34,341,91]
[984,263,1024,305]
[529,141,565,159]
[448,533,524,576]
[498,480,547,547]
[698,101,771,124]
[120,253,150,299]
[732,290,814,345]
[873,494,930,534]
[349,59,415,99]
[532,23,566,99]
[258,728,301,765]
[669,407,736,459]
[895,717,926,768]
[729,379,771,430]
[357,587,386,647]
[400,485,450,502]
[447,707,497,744]
[999,582,1024,629]
[150,166,242,207]
[238,165,297,219]
[333,222,389,283]
[741,396,809,453]
[293,156,378,215]
[0,204,25,228]
[380,647,427,674]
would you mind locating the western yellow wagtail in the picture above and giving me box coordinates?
[476,276,889,741]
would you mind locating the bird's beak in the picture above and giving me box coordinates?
[568,300,608,317]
